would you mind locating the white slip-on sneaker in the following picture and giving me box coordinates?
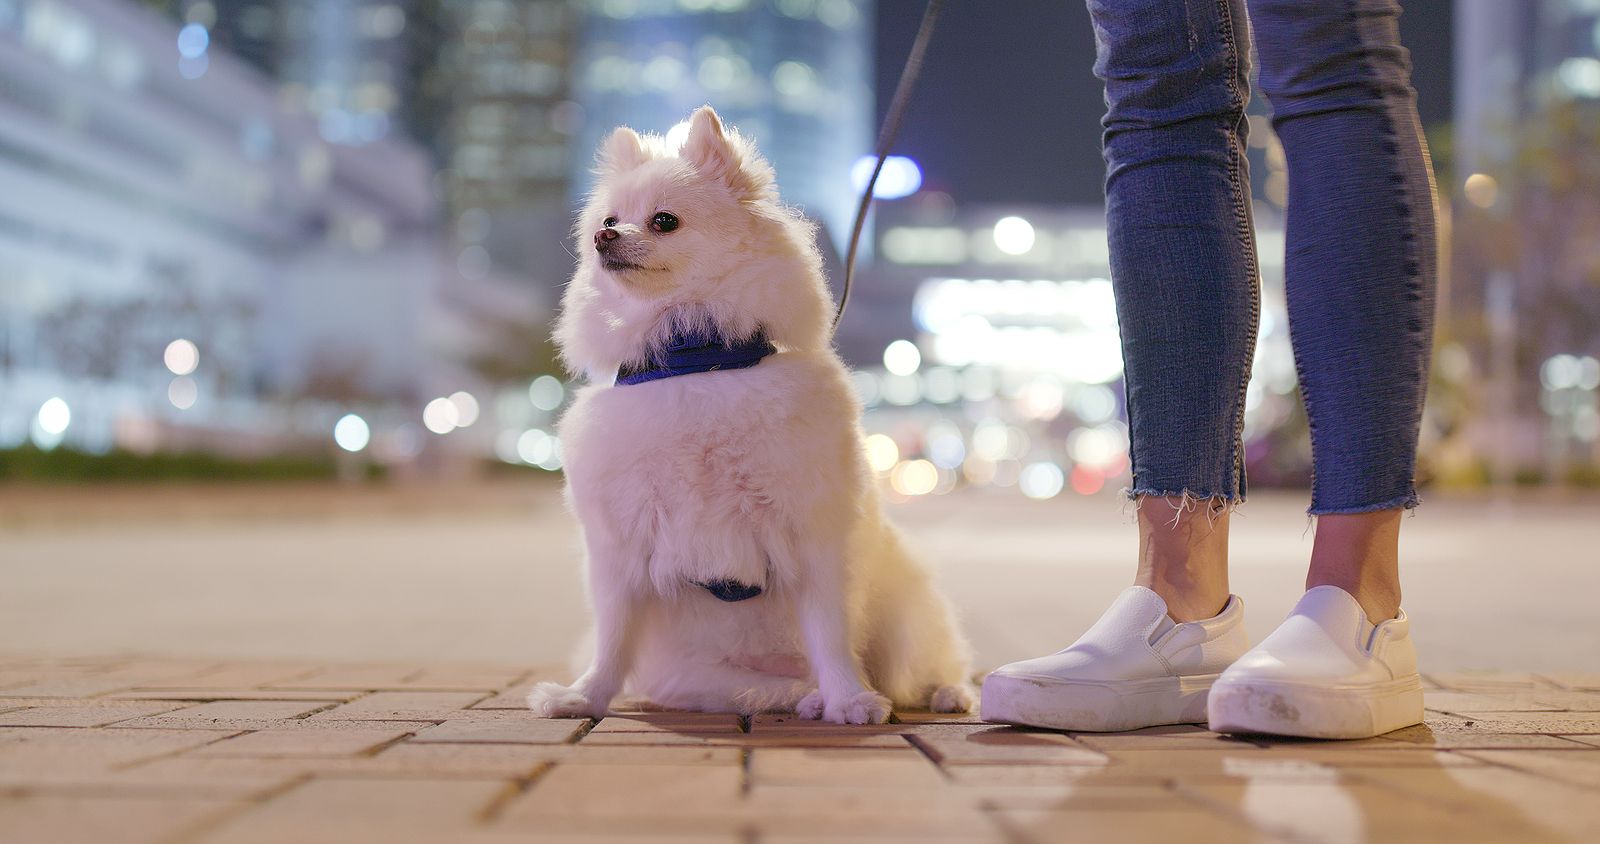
[981,586,1249,732]
[1208,585,1424,740]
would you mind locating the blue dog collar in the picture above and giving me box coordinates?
[616,327,776,386]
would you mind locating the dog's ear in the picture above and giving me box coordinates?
[681,105,769,198]
[598,126,649,174]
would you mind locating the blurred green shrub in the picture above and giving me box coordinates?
[0,446,376,483]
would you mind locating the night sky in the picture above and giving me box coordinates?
[874,1,1456,206]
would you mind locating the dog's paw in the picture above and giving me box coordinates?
[526,682,602,719]
[826,690,893,725]
[930,682,976,714]
[795,689,825,720]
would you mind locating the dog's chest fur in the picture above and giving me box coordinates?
[558,353,861,598]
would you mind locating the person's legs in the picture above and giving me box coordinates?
[981,0,1258,731]
[1249,0,1437,623]
[1091,0,1260,622]
[1208,0,1436,739]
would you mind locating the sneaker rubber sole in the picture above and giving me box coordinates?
[980,671,1220,732]
[1207,674,1425,740]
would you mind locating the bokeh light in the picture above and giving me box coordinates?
[423,398,459,434]
[992,216,1035,255]
[164,339,199,376]
[333,414,371,452]
[863,433,899,473]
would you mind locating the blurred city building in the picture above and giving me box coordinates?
[842,197,1298,501]
[1452,0,1600,484]
[568,0,874,257]
[0,0,518,466]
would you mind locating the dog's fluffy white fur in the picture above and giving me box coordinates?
[526,106,973,724]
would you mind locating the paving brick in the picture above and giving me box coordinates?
[87,756,315,797]
[1427,671,1552,691]
[357,743,555,778]
[0,793,240,844]
[944,766,1112,786]
[748,748,945,787]
[0,726,234,783]
[1430,712,1600,735]
[960,781,1184,812]
[310,691,486,721]
[1539,672,1600,691]
[1348,764,1600,840]
[117,700,335,730]
[906,725,1106,766]
[497,762,745,835]
[132,662,322,690]
[592,712,744,733]
[398,665,531,692]
[467,683,541,710]
[1530,690,1600,711]
[410,711,587,744]
[264,664,428,691]
[742,784,1002,839]
[1070,724,1265,751]
[193,726,416,758]
[106,689,367,702]
[549,745,743,766]
[1181,778,1542,843]
[739,714,914,748]
[890,710,989,726]
[995,807,1260,844]
[0,702,184,727]
[197,777,510,844]
[1424,691,1563,713]
[1460,748,1600,787]
[578,721,911,749]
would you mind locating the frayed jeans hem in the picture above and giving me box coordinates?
[1306,492,1420,517]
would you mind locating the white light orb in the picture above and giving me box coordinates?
[164,339,199,375]
[333,414,370,452]
[448,391,480,427]
[529,375,565,411]
[423,397,459,434]
[168,377,198,410]
[850,155,923,200]
[883,339,922,376]
[517,428,553,464]
[37,397,71,435]
[863,433,899,474]
[992,216,1036,255]
[1019,462,1066,500]
[890,459,938,496]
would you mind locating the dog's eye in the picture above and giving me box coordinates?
[602,216,617,228]
[650,212,680,234]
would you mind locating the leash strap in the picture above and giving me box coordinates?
[834,0,947,333]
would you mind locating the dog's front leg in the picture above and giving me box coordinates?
[528,555,641,719]
[792,544,891,725]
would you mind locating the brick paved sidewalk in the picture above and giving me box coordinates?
[2,657,1598,843]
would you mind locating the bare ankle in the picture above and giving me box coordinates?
[1134,496,1232,623]
[1307,510,1404,622]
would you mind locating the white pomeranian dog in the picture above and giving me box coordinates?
[526,106,974,725]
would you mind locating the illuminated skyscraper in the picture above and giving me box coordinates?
[569,0,875,255]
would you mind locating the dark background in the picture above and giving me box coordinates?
[875,1,1455,205]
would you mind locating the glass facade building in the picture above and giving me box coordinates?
[568,0,874,256]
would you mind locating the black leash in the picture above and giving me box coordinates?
[834,0,946,333]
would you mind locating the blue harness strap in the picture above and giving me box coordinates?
[615,327,776,386]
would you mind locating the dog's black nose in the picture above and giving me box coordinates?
[594,228,619,251]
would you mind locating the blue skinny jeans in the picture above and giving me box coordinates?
[1086,0,1437,514]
